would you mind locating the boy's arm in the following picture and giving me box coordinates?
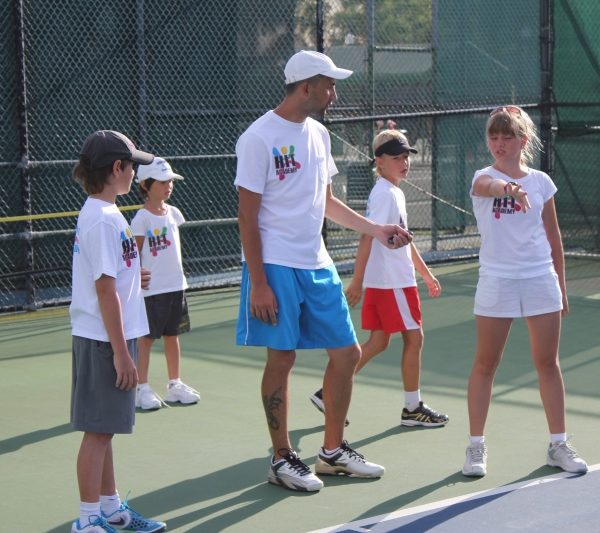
[345,234,373,307]
[410,242,442,298]
[95,274,138,390]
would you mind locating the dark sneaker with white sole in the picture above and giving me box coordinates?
[401,402,449,427]
[309,388,349,426]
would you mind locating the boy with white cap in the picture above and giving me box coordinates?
[235,50,412,491]
[130,157,200,410]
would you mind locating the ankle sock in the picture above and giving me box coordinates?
[79,501,100,528]
[469,435,485,445]
[100,492,121,516]
[321,446,340,457]
[550,432,567,444]
[404,390,421,411]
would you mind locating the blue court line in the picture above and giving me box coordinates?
[309,464,600,533]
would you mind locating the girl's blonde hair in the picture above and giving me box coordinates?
[372,129,411,175]
[486,107,542,164]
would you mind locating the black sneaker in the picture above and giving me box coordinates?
[401,401,449,427]
[309,388,350,426]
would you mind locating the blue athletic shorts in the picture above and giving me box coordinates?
[236,263,357,350]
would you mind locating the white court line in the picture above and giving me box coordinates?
[308,464,600,533]
[585,293,600,300]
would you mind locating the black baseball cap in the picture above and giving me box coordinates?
[374,137,418,157]
[81,130,154,170]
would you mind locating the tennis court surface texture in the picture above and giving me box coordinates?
[1,261,599,532]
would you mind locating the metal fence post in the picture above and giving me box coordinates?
[540,0,554,175]
[14,0,36,309]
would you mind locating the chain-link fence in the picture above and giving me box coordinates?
[1,0,599,312]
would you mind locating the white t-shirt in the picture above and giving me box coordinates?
[130,206,188,296]
[234,110,338,269]
[470,166,557,278]
[363,177,416,288]
[70,198,149,341]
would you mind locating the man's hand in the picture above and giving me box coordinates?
[250,282,279,325]
[376,224,412,249]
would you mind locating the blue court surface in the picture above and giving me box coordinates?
[310,465,600,532]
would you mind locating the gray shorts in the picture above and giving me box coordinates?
[71,336,137,434]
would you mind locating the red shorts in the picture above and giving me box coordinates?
[361,287,422,333]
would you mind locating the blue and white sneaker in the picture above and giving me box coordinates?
[103,501,166,533]
[72,515,118,532]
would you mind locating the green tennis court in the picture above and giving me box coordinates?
[1,260,599,532]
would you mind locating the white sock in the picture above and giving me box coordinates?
[321,446,340,457]
[100,492,121,517]
[404,390,421,411]
[168,378,182,387]
[137,382,150,390]
[79,501,100,528]
[550,433,567,444]
[469,435,485,445]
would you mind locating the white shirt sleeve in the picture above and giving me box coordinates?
[234,132,270,194]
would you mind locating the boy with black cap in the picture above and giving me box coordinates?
[311,129,449,429]
[70,130,166,532]
[234,51,413,491]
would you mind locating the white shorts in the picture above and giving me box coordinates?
[474,272,563,318]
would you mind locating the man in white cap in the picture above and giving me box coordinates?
[234,50,412,492]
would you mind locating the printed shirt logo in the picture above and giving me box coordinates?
[73,227,80,254]
[273,144,301,181]
[146,226,172,256]
[120,227,138,267]
[492,195,522,219]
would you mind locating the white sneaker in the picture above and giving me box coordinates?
[135,386,162,410]
[547,439,588,473]
[315,440,385,478]
[462,442,487,477]
[165,381,201,404]
[71,515,116,532]
[267,450,324,492]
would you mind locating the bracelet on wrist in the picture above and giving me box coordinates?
[503,181,518,195]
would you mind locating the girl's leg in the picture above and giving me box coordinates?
[163,335,181,380]
[355,330,391,374]
[467,316,512,436]
[136,336,154,384]
[526,311,565,434]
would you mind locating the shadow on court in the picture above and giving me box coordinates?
[0,423,73,455]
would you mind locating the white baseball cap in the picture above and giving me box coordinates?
[284,50,353,85]
[136,157,183,182]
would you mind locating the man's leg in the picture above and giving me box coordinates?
[262,348,295,457]
[322,344,360,450]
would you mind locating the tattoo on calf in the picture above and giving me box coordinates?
[263,387,283,430]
